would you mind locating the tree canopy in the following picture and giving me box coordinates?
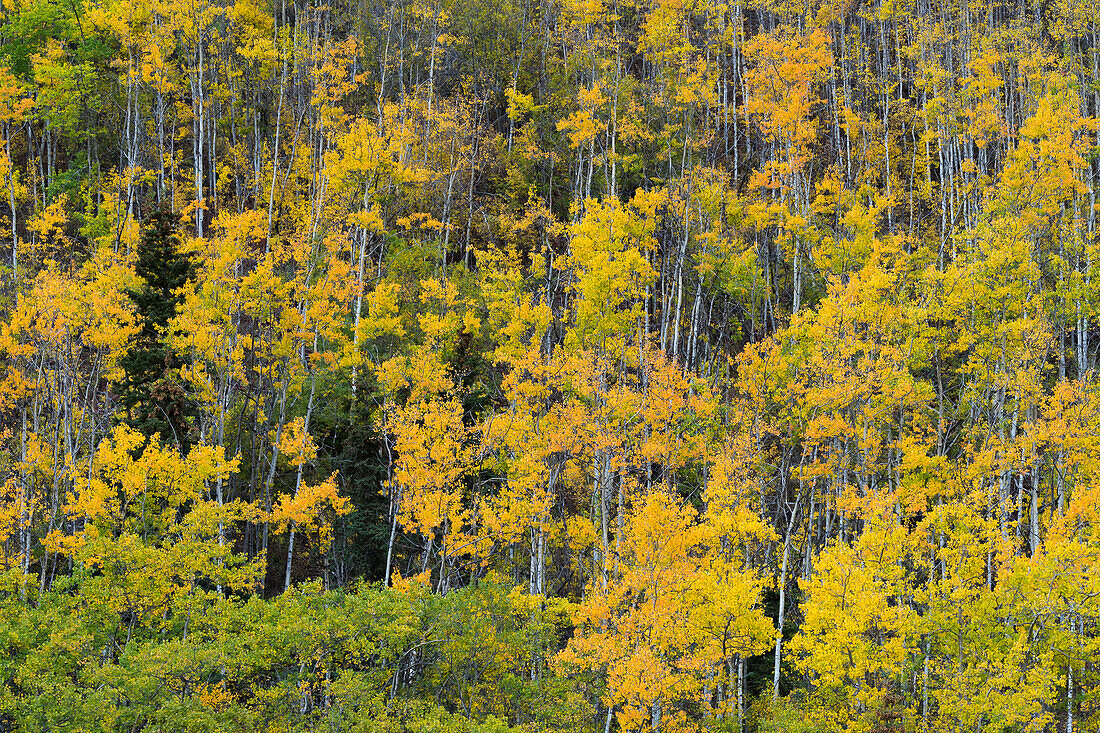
[0,0,1099,729]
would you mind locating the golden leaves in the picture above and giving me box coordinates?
[562,491,772,733]
[567,193,660,353]
[743,27,833,151]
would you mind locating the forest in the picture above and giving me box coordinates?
[0,0,1097,728]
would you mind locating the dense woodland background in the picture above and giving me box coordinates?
[0,0,1098,729]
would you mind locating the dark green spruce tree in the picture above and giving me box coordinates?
[116,207,197,450]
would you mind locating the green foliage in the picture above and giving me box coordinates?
[0,577,585,733]
[0,0,72,78]
[750,695,817,733]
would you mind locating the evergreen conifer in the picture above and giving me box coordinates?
[116,207,196,449]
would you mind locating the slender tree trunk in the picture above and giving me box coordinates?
[383,427,398,585]
[1068,616,1075,733]
[773,494,800,700]
[285,328,319,592]
[7,126,16,280]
